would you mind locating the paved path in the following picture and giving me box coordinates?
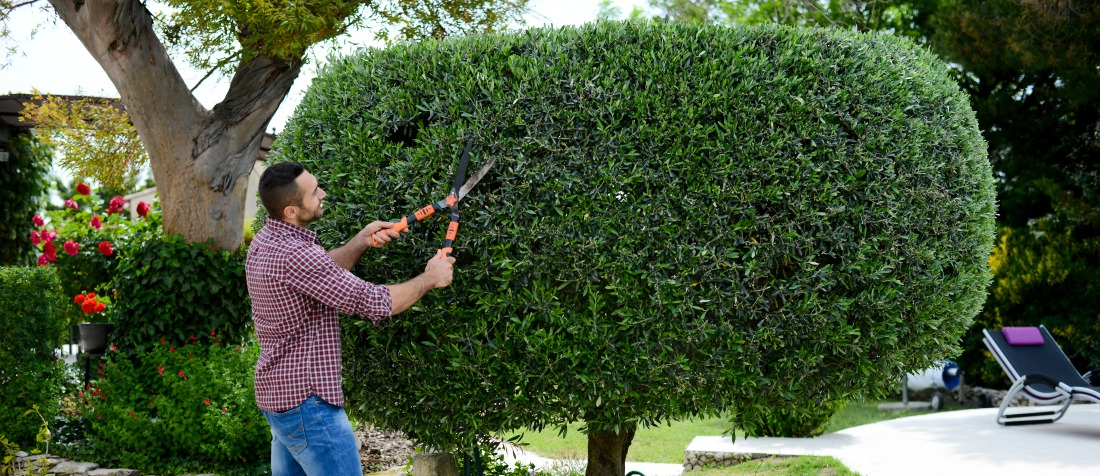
[688,404,1100,475]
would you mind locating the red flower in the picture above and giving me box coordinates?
[30,230,41,246]
[178,370,185,378]
[108,196,125,214]
[65,198,79,210]
[97,241,113,256]
[221,408,227,413]
[74,294,87,304]
[210,331,216,336]
[81,300,96,313]
[160,337,166,345]
[90,216,102,230]
[32,214,44,227]
[190,335,196,342]
[87,292,96,299]
[76,182,91,195]
[136,201,150,217]
[64,240,80,256]
[43,241,56,256]
[169,346,175,352]
[41,231,57,243]
[110,344,117,351]
[37,254,49,266]
[204,398,211,406]
[93,302,106,313]
[157,365,164,375]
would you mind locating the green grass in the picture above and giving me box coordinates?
[499,400,963,474]
[689,456,856,475]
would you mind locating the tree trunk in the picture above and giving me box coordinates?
[46,0,301,250]
[585,426,635,476]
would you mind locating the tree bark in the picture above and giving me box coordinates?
[46,0,301,250]
[586,426,635,476]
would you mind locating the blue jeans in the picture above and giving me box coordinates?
[262,395,362,476]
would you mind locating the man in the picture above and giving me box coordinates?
[246,161,455,476]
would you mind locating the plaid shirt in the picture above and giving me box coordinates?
[246,218,392,412]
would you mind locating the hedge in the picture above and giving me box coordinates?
[271,20,995,447]
[0,266,66,447]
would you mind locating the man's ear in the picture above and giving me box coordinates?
[283,205,298,220]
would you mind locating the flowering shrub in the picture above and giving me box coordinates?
[74,336,268,473]
[28,182,160,325]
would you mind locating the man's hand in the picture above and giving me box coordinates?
[424,249,456,288]
[387,250,457,315]
[359,220,402,248]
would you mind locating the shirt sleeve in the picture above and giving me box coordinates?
[282,241,392,322]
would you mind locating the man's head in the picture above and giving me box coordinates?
[259,162,326,225]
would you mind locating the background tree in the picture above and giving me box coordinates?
[0,0,529,250]
[274,21,994,476]
[926,0,1100,385]
[20,92,146,191]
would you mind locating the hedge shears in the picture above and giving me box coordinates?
[371,138,495,257]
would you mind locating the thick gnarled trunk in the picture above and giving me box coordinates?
[46,0,301,250]
[586,427,636,476]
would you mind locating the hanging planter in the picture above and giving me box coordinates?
[78,322,115,355]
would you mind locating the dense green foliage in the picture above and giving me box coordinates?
[0,134,52,266]
[110,235,251,353]
[71,338,268,473]
[0,267,66,447]
[273,20,995,447]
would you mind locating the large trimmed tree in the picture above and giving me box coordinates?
[1,0,528,250]
[274,21,995,476]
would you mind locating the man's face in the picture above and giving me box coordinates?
[291,171,326,224]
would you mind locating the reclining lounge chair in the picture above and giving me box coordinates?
[982,325,1100,425]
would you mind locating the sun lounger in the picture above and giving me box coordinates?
[982,325,1100,425]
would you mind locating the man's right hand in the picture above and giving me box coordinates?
[425,249,456,288]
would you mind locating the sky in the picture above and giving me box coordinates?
[0,0,649,134]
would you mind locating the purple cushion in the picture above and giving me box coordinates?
[1003,327,1044,346]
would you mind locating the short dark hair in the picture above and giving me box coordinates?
[259,162,306,219]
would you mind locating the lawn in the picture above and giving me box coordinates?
[498,400,961,474]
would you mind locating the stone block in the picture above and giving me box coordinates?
[410,452,458,476]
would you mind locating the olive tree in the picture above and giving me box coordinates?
[273,20,995,476]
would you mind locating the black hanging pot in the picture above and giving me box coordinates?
[78,322,115,355]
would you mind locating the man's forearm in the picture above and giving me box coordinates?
[386,274,438,315]
[329,235,371,270]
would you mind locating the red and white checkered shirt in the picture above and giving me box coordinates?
[246,218,392,412]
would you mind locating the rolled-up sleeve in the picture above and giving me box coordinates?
[282,242,392,322]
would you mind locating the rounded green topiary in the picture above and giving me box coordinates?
[272,20,994,448]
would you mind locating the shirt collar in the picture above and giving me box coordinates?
[265,217,318,244]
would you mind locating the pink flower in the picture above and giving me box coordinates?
[43,241,57,257]
[64,240,79,256]
[90,216,102,230]
[136,201,150,217]
[65,198,79,210]
[37,254,49,266]
[76,182,91,195]
[108,196,125,214]
[32,214,44,227]
[30,230,40,246]
[41,231,57,243]
[97,241,113,256]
